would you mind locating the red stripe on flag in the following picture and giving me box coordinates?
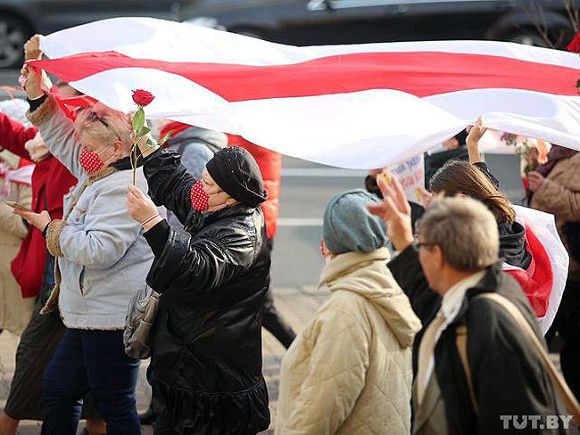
[504,225,553,318]
[32,50,579,102]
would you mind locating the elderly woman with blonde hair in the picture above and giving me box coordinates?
[18,57,154,434]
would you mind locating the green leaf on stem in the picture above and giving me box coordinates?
[139,126,151,137]
[132,107,145,132]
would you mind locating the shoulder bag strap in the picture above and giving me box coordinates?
[457,292,580,424]
[456,323,479,414]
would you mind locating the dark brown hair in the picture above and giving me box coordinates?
[429,160,516,223]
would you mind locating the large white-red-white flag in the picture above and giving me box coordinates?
[33,17,579,169]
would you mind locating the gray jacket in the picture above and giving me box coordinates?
[31,96,153,329]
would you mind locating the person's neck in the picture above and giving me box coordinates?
[438,269,480,296]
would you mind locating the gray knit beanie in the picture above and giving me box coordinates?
[323,189,387,255]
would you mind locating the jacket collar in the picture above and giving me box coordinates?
[445,264,503,327]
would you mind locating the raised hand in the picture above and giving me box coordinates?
[367,171,414,252]
[466,116,486,163]
[20,63,43,100]
[24,34,42,61]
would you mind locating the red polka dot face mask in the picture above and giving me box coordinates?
[190,180,210,212]
[79,148,105,175]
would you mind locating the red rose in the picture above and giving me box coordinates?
[567,33,580,54]
[132,89,155,107]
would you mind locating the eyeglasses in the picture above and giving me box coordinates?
[85,110,112,129]
[411,239,436,252]
[79,108,122,142]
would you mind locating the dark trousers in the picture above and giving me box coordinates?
[41,329,140,435]
[262,238,296,349]
[547,277,580,400]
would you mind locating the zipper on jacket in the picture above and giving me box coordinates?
[79,267,85,296]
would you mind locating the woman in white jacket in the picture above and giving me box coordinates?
[276,189,421,435]
[18,62,153,434]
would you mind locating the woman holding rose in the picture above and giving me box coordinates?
[126,135,272,433]
[19,55,153,434]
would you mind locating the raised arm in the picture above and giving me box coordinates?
[144,219,257,294]
[26,93,84,179]
[22,62,84,178]
[368,173,441,322]
[142,148,201,226]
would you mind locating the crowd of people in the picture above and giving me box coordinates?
[0,34,578,435]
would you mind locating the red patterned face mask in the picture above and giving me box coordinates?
[79,149,105,175]
[190,180,210,211]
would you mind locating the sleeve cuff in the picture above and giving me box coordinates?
[46,219,66,257]
[27,93,57,126]
[143,219,170,257]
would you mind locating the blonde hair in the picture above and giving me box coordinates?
[75,103,133,154]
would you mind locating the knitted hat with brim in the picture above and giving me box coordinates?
[323,189,387,255]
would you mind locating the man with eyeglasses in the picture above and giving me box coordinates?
[368,176,570,435]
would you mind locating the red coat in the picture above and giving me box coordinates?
[228,135,281,240]
[0,113,77,298]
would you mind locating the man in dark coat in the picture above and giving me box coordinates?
[368,176,572,435]
[126,145,271,434]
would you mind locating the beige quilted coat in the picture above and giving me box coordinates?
[276,248,421,435]
[0,152,34,334]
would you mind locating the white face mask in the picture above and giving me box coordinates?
[24,133,50,162]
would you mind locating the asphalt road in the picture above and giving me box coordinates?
[0,69,525,288]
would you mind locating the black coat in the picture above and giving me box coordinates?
[388,247,570,435]
[142,149,270,434]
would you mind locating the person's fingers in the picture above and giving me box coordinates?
[391,176,411,214]
[13,208,34,217]
[382,196,401,221]
[376,170,396,200]
[367,203,387,218]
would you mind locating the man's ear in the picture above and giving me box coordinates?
[432,245,445,269]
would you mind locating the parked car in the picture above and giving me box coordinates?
[0,0,576,68]
[182,0,577,47]
[0,0,185,68]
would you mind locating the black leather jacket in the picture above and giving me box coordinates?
[142,148,271,434]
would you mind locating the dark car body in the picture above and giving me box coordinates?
[182,0,576,46]
[0,0,576,68]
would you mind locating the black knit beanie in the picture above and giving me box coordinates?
[205,147,267,207]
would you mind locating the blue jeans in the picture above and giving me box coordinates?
[41,329,140,435]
